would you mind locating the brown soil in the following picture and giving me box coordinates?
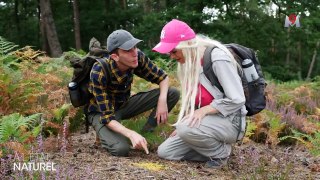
[47,128,320,180]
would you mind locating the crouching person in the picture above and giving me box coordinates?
[88,29,180,156]
[153,19,246,168]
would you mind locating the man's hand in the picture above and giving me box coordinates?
[107,121,149,154]
[155,98,168,125]
[128,131,149,154]
[157,76,169,125]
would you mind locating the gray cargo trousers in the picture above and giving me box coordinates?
[158,112,243,161]
[88,87,180,156]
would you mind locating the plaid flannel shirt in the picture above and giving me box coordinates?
[88,51,167,125]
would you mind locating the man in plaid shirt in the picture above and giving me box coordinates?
[87,29,180,156]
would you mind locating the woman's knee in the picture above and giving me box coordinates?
[176,124,213,147]
[157,143,169,159]
[176,124,193,140]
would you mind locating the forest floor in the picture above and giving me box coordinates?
[44,127,320,180]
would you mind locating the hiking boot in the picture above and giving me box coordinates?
[204,157,229,169]
[141,123,155,133]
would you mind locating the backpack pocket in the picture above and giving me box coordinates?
[245,78,266,116]
[68,82,83,107]
[68,81,92,107]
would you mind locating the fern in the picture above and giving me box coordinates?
[280,129,320,156]
[0,36,18,56]
[52,104,71,124]
[266,110,286,145]
[245,119,257,137]
[0,36,20,72]
[0,113,42,143]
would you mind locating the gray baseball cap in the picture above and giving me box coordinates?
[107,29,142,53]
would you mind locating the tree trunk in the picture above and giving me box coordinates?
[143,0,152,13]
[143,0,152,47]
[306,40,320,80]
[285,28,290,66]
[120,0,127,29]
[297,41,302,80]
[39,0,62,57]
[38,0,49,53]
[40,15,50,53]
[14,0,21,45]
[120,0,126,10]
[104,0,110,30]
[72,0,81,50]
[271,38,275,63]
[159,0,166,10]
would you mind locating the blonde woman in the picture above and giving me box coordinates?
[153,19,247,168]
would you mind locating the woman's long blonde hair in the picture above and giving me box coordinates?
[175,35,238,124]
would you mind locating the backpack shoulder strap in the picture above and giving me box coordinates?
[95,58,112,83]
[203,46,224,93]
[226,43,255,61]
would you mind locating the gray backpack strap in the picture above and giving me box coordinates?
[203,46,224,93]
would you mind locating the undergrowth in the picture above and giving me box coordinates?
[0,37,319,179]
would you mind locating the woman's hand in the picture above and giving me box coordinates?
[184,106,218,127]
[187,108,207,127]
[170,129,177,137]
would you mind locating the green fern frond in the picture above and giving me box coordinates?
[0,113,42,143]
[31,124,42,137]
[0,36,18,56]
[245,120,257,137]
[52,104,71,124]
[280,129,320,156]
[21,113,42,127]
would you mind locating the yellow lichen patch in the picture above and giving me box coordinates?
[132,162,165,171]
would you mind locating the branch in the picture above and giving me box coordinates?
[271,0,287,18]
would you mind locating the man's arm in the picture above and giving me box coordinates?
[156,76,169,124]
[134,51,170,124]
[90,63,149,154]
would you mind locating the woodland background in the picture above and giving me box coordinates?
[0,0,320,179]
[0,0,319,81]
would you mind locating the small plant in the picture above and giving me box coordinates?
[0,113,42,144]
[0,113,42,158]
[13,46,44,62]
[245,119,257,138]
[266,110,286,146]
[45,104,71,137]
[0,36,18,56]
[280,129,320,156]
[51,104,71,124]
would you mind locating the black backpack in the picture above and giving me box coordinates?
[68,56,111,108]
[67,38,112,133]
[68,37,111,108]
[203,43,266,116]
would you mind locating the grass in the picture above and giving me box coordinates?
[121,110,178,151]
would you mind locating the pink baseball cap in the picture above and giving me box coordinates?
[152,19,196,54]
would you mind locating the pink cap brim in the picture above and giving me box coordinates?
[152,42,179,54]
